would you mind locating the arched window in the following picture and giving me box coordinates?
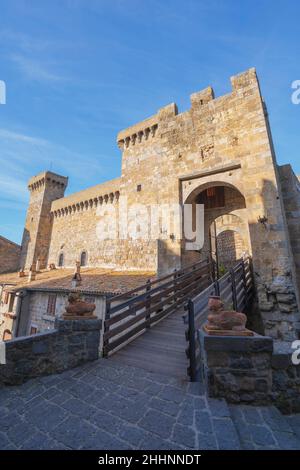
[58,252,64,267]
[80,251,87,267]
[3,329,12,341]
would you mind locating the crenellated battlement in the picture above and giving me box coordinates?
[51,177,121,218]
[117,67,259,152]
[28,171,68,192]
[117,116,159,150]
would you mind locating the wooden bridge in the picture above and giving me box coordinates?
[103,257,254,381]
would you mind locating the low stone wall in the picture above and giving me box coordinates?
[199,330,273,405]
[0,318,102,385]
[272,342,300,414]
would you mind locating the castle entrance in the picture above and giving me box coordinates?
[182,181,251,275]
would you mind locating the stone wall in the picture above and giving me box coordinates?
[0,236,21,274]
[0,318,102,385]
[272,342,300,414]
[278,164,300,296]
[199,330,274,405]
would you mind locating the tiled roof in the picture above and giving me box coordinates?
[0,268,155,296]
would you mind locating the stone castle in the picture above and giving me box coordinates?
[5,68,300,342]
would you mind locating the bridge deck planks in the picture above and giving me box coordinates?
[109,307,188,380]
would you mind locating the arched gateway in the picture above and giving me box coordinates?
[182,181,251,272]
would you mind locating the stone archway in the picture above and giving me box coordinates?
[182,181,251,269]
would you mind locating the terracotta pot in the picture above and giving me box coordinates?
[66,300,96,316]
[208,295,223,312]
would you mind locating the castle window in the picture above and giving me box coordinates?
[8,293,15,313]
[137,184,142,192]
[3,330,12,341]
[80,251,87,267]
[30,326,38,335]
[58,252,64,267]
[3,291,9,304]
[47,294,57,316]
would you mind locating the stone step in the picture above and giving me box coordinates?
[204,398,241,450]
[229,404,300,450]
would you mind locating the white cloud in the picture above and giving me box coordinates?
[11,55,68,83]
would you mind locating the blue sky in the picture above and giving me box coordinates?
[0,0,299,244]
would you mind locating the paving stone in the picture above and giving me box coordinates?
[158,385,186,404]
[3,357,300,451]
[273,431,300,450]
[144,381,164,396]
[197,432,218,450]
[68,382,95,400]
[20,383,46,402]
[0,411,23,432]
[81,430,130,450]
[247,424,276,446]
[193,396,206,409]
[25,402,68,432]
[7,420,39,447]
[88,391,108,410]
[212,418,241,450]
[207,398,230,418]
[62,398,97,419]
[139,435,181,450]
[187,381,205,396]
[149,397,180,417]
[194,410,213,434]
[172,424,196,448]
[55,378,75,392]
[231,418,253,444]
[241,406,264,424]
[0,431,10,449]
[286,415,300,440]
[48,390,73,405]
[41,387,60,401]
[38,374,64,387]
[52,416,98,449]
[132,392,152,408]
[117,403,147,424]
[21,432,69,450]
[118,424,150,447]
[177,403,194,426]
[260,406,293,432]
[86,376,120,393]
[89,410,122,434]
[139,410,175,439]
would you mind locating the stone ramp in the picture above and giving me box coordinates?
[109,307,188,380]
[1,357,300,450]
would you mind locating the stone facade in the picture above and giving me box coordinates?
[199,330,274,405]
[16,68,300,340]
[0,318,102,385]
[22,290,106,335]
[272,342,300,414]
[20,172,68,270]
[0,236,21,274]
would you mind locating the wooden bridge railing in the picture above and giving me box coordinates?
[184,257,254,382]
[102,258,213,357]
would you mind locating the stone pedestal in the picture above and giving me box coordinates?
[199,330,273,405]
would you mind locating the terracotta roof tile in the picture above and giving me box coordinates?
[0,268,156,296]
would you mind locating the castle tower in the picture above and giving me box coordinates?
[20,171,68,270]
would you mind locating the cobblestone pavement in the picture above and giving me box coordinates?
[1,358,300,450]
